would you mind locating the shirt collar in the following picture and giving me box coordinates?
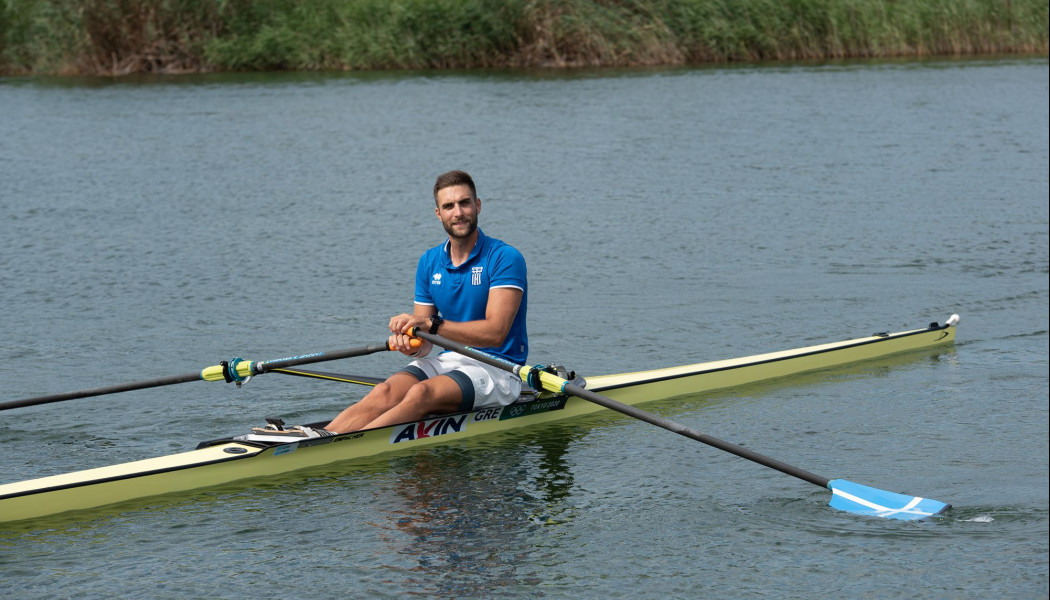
[442,228,486,268]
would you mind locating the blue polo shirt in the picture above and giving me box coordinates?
[415,229,528,364]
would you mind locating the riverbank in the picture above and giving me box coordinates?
[1,0,1047,76]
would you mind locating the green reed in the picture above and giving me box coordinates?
[2,0,1046,76]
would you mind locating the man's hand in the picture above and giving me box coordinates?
[388,332,429,356]
[388,313,432,356]
[388,312,431,336]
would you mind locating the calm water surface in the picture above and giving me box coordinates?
[1,57,1047,599]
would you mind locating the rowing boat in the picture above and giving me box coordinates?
[0,315,958,523]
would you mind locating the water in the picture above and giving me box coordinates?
[1,57,1047,599]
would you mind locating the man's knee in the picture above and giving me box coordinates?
[369,373,419,402]
[400,384,433,408]
[401,380,459,415]
[371,380,397,398]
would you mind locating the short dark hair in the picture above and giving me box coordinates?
[433,170,476,202]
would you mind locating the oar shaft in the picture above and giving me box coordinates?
[561,381,828,487]
[0,372,202,410]
[3,342,399,411]
[411,329,830,489]
[250,344,392,374]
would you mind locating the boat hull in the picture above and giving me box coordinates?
[0,320,956,523]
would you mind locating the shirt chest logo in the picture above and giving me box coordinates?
[471,266,483,285]
[432,273,442,285]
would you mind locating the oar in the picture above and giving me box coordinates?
[2,340,417,411]
[410,329,950,521]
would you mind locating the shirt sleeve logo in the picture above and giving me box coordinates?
[471,266,484,285]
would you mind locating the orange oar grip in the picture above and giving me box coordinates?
[386,337,423,351]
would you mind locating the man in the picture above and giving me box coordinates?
[320,170,528,433]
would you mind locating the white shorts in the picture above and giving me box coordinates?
[401,351,522,412]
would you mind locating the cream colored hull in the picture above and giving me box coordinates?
[0,321,956,523]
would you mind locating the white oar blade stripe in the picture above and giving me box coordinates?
[832,488,929,517]
[828,479,950,521]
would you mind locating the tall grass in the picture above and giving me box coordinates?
[1,0,1046,76]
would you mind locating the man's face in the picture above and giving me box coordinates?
[435,184,480,239]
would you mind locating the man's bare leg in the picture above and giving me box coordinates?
[360,375,464,430]
[325,372,420,433]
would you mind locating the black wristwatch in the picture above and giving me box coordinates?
[429,314,444,334]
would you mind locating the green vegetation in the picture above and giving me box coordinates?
[1,0,1046,76]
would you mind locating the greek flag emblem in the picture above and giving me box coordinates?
[471,266,483,285]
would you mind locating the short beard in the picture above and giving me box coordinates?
[443,216,477,239]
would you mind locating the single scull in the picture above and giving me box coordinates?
[0,315,958,523]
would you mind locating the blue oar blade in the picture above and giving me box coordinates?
[827,479,950,521]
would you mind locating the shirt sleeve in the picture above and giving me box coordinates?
[489,244,527,292]
[414,252,435,306]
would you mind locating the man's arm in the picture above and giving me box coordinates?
[431,287,522,347]
[388,304,437,356]
[388,288,522,349]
